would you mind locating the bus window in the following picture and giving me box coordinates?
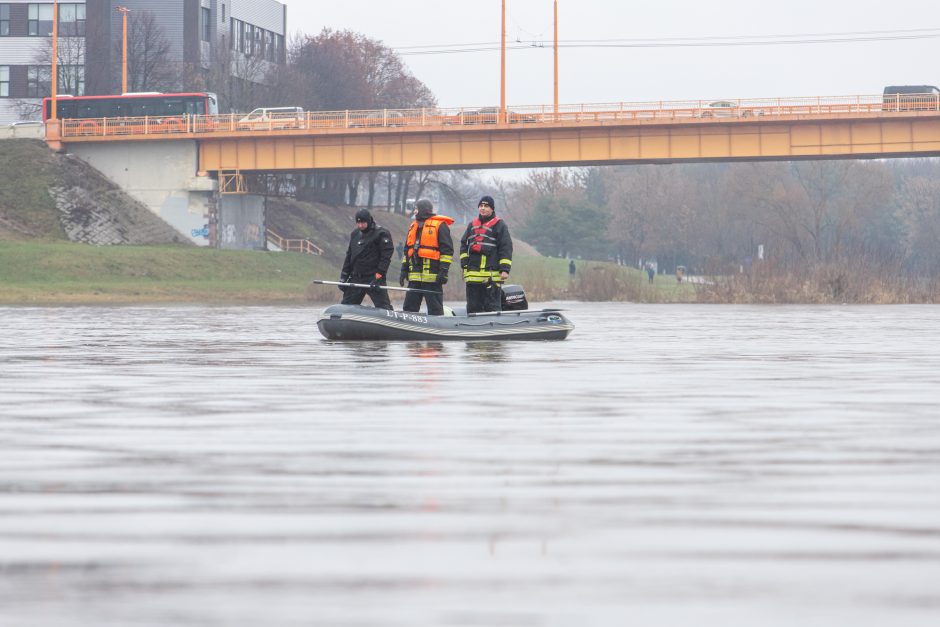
[77,102,97,119]
[160,99,185,116]
[131,99,158,117]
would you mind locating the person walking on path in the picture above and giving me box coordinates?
[399,199,454,316]
[569,259,576,278]
[459,195,513,313]
[646,263,655,284]
[338,208,394,310]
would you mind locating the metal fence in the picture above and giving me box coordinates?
[58,93,940,139]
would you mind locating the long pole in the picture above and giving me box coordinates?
[117,7,130,94]
[554,0,559,116]
[500,0,506,123]
[50,0,58,121]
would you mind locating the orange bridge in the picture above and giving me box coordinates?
[48,93,940,172]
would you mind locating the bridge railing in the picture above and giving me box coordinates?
[58,93,940,139]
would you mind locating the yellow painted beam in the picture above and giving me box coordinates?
[197,117,940,172]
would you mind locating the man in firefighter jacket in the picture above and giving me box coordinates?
[459,195,513,313]
[399,199,454,316]
[339,208,395,310]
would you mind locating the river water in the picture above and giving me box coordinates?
[1,303,939,627]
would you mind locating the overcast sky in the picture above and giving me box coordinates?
[279,0,938,109]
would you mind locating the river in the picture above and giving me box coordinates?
[1,303,939,627]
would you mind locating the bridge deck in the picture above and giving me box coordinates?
[48,94,940,171]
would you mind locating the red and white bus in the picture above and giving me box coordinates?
[42,92,219,122]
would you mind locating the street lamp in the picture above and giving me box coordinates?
[116,6,130,94]
[500,0,506,124]
[554,0,559,116]
[50,0,58,121]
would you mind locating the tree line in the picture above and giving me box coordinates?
[510,159,940,278]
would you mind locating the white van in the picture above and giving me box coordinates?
[238,106,305,129]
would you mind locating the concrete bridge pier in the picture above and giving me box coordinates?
[68,140,219,246]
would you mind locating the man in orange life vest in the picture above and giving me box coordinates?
[399,199,454,315]
[459,195,513,313]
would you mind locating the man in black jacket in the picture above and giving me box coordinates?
[339,209,394,310]
[459,195,513,313]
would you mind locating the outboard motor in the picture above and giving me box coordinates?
[500,284,528,311]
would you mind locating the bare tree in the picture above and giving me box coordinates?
[121,11,175,93]
[14,34,85,119]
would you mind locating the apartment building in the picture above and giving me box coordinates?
[0,0,286,123]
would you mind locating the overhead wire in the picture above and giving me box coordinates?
[393,27,940,56]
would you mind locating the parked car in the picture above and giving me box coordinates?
[237,106,305,129]
[699,101,762,118]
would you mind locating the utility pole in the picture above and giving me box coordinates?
[117,6,130,94]
[500,0,506,124]
[50,0,58,120]
[554,0,559,116]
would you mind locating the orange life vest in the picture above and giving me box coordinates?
[406,215,454,261]
[469,216,501,254]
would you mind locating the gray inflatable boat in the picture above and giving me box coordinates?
[317,286,573,341]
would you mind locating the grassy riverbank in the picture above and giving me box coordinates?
[0,240,333,304]
[0,240,698,305]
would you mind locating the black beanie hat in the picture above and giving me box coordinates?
[415,199,434,218]
[354,208,373,225]
[479,195,496,212]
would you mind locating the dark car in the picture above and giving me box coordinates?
[457,107,539,125]
[882,85,940,112]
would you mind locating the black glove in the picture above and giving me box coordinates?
[338,275,349,293]
[399,269,407,287]
[437,274,448,286]
[369,275,383,290]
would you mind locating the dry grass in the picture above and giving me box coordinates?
[694,262,940,304]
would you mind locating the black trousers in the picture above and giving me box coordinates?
[403,281,444,315]
[341,278,392,310]
[466,282,502,314]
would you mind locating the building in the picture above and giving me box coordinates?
[0,0,286,124]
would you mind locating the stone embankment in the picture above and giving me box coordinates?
[49,185,187,246]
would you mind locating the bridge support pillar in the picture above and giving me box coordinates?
[67,140,218,245]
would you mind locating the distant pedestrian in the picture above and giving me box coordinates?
[395,242,404,259]
[569,260,576,277]
[646,264,655,284]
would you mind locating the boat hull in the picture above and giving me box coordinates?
[317,305,574,341]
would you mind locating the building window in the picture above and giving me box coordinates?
[264,31,274,61]
[232,18,245,52]
[221,3,225,21]
[200,7,211,42]
[27,65,51,97]
[0,66,9,97]
[1,5,11,37]
[59,3,85,37]
[28,3,54,37]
